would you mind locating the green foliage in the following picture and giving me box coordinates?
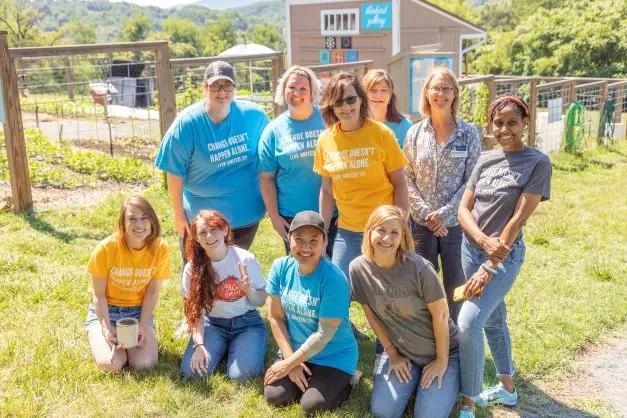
[0,129,151,188]
[459,83,489,126]
[175,72,203,109]
[119,12,153,42]
[474,0,627,77]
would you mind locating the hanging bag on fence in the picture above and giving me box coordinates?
[563,101,585,153]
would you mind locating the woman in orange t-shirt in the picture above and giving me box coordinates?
[85,196,171,372]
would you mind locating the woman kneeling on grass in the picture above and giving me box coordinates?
[180,210,267,383]
[85,195,172,372]
[349,205,460,418]
[264,210,358,414]
[456,96,552,418]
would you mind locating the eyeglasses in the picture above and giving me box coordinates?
[333,96,359,107]
[208,83,234,92]
[429,86,454,94]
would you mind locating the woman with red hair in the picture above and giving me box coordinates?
[179,210,268,382]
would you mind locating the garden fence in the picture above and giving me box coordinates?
[1,33,625,214]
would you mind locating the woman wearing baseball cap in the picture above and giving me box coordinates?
[264,210,358,414]
[155,60,270,257]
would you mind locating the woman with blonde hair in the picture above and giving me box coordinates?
[85,195,171,372]
[404,66,481,322]
[314,72,408,339]
[349,205,460,418]
[259,65,337,256]
[363,69,413,147]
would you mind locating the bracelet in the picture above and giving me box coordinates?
[481,263,497,275]
[193,343,205,350]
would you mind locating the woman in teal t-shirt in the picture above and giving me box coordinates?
[264,211,358,415]
[259,65,337,257]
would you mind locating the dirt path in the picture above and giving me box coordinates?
[495,326,626,417]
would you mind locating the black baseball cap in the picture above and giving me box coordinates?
[289,211,326,238]
[204,60,236,86]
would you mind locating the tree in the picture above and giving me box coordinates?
[119,12,152,42]
[161,17,202,58]
[247,23,284,52]
[201,16,238,56]
[472,0,627,77]
[0,0,42,46]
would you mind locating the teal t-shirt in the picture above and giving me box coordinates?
[266,256,358,375]
[258,107,326,217]
[384,117,413,148]
[154,99,269,228]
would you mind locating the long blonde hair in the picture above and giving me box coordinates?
[361,205,414,262]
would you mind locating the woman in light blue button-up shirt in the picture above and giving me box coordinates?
[403,67,481,322]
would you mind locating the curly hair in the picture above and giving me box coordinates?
[487,95,530,124]
[184,210,235,328]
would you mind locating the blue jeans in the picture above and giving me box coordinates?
[180,309,267,383]
[457,235,526,397]
[411,222,466,323]
[331,228,364,279]
[370,352,460,418]
[84,304,152,330]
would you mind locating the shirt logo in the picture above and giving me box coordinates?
[215,276,245,302]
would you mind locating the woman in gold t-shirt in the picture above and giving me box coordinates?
[313,72,408,338]
[85,196,171,372]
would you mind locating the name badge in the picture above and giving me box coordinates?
[451,144,468,158]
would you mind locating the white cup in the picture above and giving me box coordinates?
[116,317,139,348]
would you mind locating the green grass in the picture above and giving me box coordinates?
[1,143,626,417]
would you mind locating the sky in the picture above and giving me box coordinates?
[109,0,200,8]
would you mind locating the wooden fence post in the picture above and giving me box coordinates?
[65,56,74,100]
[0,30,33,213]
[528,77,537,147]
[154,42,177,141]
[270,54,284,118]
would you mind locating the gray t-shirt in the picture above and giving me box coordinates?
[349,253,459,366]
[467,147,551,240]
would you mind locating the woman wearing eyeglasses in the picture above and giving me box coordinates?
[314,72,408,338]
[404,67,481,323]
[155,60,270,257]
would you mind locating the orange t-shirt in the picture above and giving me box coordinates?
[314,119,408,232]
[87,234,171,307]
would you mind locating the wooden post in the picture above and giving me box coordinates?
[485,76,496,135]
[567,81,575,106]
[65,56,74,100]
[154,42,177,140]
[599,81,608,108]
[0,31,33,212]
[270,54,283,118]
[528,78,537,147]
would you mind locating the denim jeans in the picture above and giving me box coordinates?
[411,222,466,323]
[84,304,152,330]
[457,234,526,397]
[180,309,267,383]
[370,351,460,418]
[331,228,364,279]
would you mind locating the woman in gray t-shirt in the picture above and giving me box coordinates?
[349,205,460,418]
[457,96,552,418]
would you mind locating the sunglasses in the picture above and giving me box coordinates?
[333,96,359,107]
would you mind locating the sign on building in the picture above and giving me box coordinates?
[360,2,392,31]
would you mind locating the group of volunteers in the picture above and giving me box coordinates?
[84,60,551,418]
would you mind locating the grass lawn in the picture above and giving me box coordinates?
[0,142,626,417]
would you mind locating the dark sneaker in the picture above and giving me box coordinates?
[475,383,518,407]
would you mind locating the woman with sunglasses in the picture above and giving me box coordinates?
[314,72,408,339]
[259,66,337,257]
[404,67,481,323]
[363,69,413,147]
[155,60,269,258]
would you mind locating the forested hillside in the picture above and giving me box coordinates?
[0,0,624,77]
